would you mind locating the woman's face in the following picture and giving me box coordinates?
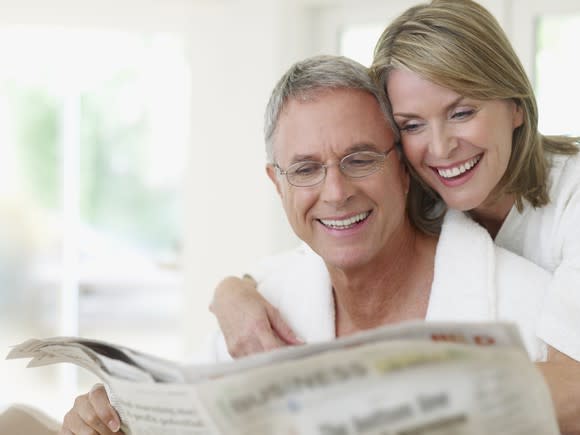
[387,68,523,213]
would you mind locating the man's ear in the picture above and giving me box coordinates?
[266,164,283,197]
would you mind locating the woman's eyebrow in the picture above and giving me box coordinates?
[393,96,467,118]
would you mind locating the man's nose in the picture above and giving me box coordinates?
[428,124,458,159]
[319,165,354,205]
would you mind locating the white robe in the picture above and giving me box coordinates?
[204,210,550,363]
[494,152,580,361]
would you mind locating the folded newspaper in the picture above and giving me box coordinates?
[7,321,559,435]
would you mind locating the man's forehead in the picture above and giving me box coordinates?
[272,89,394,161]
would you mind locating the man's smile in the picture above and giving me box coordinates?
[318,211,371,229]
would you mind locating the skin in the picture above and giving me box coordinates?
[59,384,122,435]
[387,68,523,237]
[267,89,409,273]
[209,275,303,355]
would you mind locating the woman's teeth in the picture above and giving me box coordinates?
[320,211,370,229]
[437,155,481,179]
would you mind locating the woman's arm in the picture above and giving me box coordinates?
[209,275,302,358]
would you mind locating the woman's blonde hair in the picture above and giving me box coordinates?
[370,0,579,235]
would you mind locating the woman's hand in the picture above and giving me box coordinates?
[210,275,303,358]
[59,384,123,435]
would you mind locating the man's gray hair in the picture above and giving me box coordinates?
[264,55,393,163]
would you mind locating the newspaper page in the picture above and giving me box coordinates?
[196,340,558,435]
[7,321,559,435]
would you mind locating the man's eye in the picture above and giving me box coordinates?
[347,157,375,167]
[292,163,320,176]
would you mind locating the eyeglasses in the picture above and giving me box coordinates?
[274,148,394,187]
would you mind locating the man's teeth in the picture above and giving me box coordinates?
[320,212,370,229]
[437,155,481,179]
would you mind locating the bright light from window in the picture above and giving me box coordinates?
[536,15,580,136]
[339,25,384,66]
[0,27,189,419]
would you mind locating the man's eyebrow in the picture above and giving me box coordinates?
[289,153,318,164]
[287,143,381,164]
[347,143,381,153]
[393,96,466,118]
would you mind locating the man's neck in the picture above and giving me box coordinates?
[327,223,437,337]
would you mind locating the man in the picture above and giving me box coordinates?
[59,55,564,435]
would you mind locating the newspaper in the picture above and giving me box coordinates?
[7,321,559,435]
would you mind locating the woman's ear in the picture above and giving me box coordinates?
[512,101,524,129]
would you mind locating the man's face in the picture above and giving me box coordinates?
[267,89,409,271]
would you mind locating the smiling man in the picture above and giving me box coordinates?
[263,65,438,337]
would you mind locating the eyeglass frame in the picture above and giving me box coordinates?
[272,147,395,187]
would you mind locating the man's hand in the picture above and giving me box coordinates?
[537,347,580,435]
[210,275,303,358]
[59,384,123,435]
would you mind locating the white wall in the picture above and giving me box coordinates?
[0,0,319,355]
[182,0,317,354]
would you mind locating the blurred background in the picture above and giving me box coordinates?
[0,0,579,420]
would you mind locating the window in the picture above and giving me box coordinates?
[326,0,580,140]
[339,25,384,66]
[0,27,190,418]
[535,14,580,136]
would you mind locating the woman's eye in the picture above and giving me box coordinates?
[400,122,422,133]
[452,109,475,120]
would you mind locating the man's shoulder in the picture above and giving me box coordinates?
[251,243,324,283]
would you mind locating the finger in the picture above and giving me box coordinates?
[88,384,122,432]
[226,338,263,358]
[63,402,108,435]
[229,316,279,357]
[257,324,286,352]
[241,274,257,285]
[268,307,303,345]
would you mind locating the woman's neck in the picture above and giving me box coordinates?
[469,193,516,239]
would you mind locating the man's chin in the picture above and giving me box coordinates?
[315,245,372,271]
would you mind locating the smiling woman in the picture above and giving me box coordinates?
[387,69,523,223]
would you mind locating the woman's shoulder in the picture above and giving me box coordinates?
[547,151,580,199]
